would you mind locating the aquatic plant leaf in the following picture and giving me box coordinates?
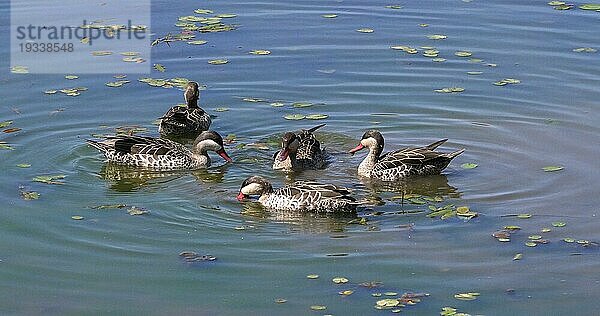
[11,66,29,74]
[513,253,523,260]
[71,215,84,220]
[249,50,271,55]
[552,221,566,227]
[153,64,166,72]
[283,114,305,120]
[216,14,237,18]
[525,242,537,247]
[322,14,338,18]
[467,71,483,75]
[274,298,287,303]
[215,107,229,112]
[356,28,374,33]
[270,102,285,107]
[572,47,597,53]
[194,9,213,14]
[3,128,21,133]
[310,305,326,310]
[332,277,349,284]
[0,121,13,128]
[32,174,65,184]
[16,163,31,168]
[427,34,447,40]
[517,213,532,219]
[20,189,40,200]
[580,4,600,10]
[306,274,319,279]
[339,290,354,295]
[542,166,563,172]
[528,235,542,240]
[306,114,328,120]
[455,51,472,57]
[504,225,521,230]
[188,40,208,45]
[208,59,228,65]
[461,163,478,169]
[563,237,575,243]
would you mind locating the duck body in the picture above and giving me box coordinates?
[350,130,464,182]
[87,131,232,170]
[158,106,211,137]
[273,124,327,171]
[158,81,211,138]
[238,176,356,213]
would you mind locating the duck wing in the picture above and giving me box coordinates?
[92,135,187,156]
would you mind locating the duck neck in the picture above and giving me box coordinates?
[187,98,199,109]
[358,148,379,177]
[191,148,210,167]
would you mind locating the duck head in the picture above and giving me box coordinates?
[349,130,385,157]
[193,131,232,162]
[277,132,300,161]
[184,81,200,108]
[237,176,273,201]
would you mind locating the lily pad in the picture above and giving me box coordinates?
[283,114,306,120]
[16,163,31,168]
[356,28,374,33]
[216,14,237,18]
[427,34,447,40]
[563,237,575,243]
[542,165,563,172]
[44,90,58,94]
[153,64,166,72]
[580,4,600,10]
[188,40,208,45]
[552,221,566,227]
[467,71,483,75]
[525,242,537,247]
[322,14,338,18]
[91,51,113,56]
[194,9,213,14]
[270,102,285,107]
[11,66,29,74]
[65,75,78,80]
[33,174,66,185]
[376,298,400,307]
[310,305,327,311]
[573,47,597,53]
[517,213,532,219]
[71,215,84,220]
[20,189,40,200]
[513,253,523,261]
[0,142,14,150]
[528,235,542,240]
[274,298,287,303]
[339,290,354,295]
[455,51,473,57]
[306,274,319,279]
[292,102,313,108]
[548,1,566,5]
[332,277,349,284]
[0,121,13,128]
[306,114,328,120]
[215,107,229,112]
[461,163,478,169]
[249,50,271,55]
[208,59,228,65]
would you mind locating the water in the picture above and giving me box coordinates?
[1,0,600,314]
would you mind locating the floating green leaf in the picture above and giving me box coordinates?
[20,188,40,200]
[274,298,287,304]
[513,253,523,261]
[188,40,208,45]
[427,34,447,40]
[71,215,84,220]
[214,107,229,112]
[528,235,542,240]
[11,66,29,74]
[249,50,271,55]
[32,174,66,185]
[517,213,532,219]
[194,9,213,14]
[552,221,566,227]
[16,163,31,168]
[292,102,313,108]
[0,142,14,150]
[454,292,479,301]
[270,102,285,107]
[356,28,374,33]
[127,206,149,216]
[310,305,326,311]
[504,225,521,230]
[322,14,338,18]
[208,59,228,65]
[548,1,566,5]
[467,71,483,75]
[306,274,319,279]
[525,242,537,247]
[0,121,13,128]
[283,114,305,120]
[306,114,328,120]
[542,165,563,172]
[455,51,473,57]
[216,14,237,18]
[332,277,349,284]
[573,47,597,53]
[339,290,354,296]
[376,298,400,308]
[563,237,575,243]
[153,64,166,72]
[580,4,600,10]
[461,162,478,169]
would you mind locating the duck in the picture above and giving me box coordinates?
[349,130,464,181]
[237,176,356,213]
[86,130,232,170]
[158,81,212,137]
[272,123,327,171]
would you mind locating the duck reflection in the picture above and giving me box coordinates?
[99,162,185,192]
[240,201,358,234]
[357,174,461,206]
